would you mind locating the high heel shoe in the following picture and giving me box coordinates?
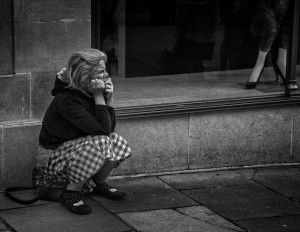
[273,61,286,84]
[245,68,264,89]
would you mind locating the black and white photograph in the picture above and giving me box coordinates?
[1,0,300,231]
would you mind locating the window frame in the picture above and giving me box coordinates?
[286,0,300,95]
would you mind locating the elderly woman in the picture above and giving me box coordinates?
[37,48,132,214]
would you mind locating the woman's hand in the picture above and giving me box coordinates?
[89,79,106,105]
[89,79,105,95]
[104,78,113,106]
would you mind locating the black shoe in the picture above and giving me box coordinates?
[93,182,126,200]
[245,68,264,89]
[60,190,92,214]
[273,61,286,84]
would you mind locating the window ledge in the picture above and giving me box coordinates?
[115,93,300,119]
[112,69,300,119]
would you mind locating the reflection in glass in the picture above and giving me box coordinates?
[245,0,291,89]
[100,0,120,76]
[100,0,293,88]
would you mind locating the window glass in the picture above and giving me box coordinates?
[99,0,295,104]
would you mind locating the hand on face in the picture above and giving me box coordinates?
[89,78,106,96]
[88,60,112,102]
[104,78,113,101]
[88,77,113,100]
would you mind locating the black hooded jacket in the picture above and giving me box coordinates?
[39,76,116,150]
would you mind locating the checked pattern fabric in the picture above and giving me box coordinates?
[39,133,132,191]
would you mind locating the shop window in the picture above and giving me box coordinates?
[93,0,299,106]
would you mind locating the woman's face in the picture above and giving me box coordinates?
[91,60,108,82]
[82,59,108,95]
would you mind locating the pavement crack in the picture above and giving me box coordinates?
[156,176,198,205]
[250,169,258,180]
[170,183,253,192]
[0,217,16,232]
[174,209,243,232]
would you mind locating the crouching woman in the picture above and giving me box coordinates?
[37,49,132,214]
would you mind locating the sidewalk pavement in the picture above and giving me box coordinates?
[0,165,299,232]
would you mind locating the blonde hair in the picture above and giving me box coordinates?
[64,48,107,90]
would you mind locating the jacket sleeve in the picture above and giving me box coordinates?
[59,96,115,136]
[105,105,116,132]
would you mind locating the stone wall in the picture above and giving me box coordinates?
[1,105,299,189]
[0,0,14,75]
[13,0,91,73]
[0,0,92,188]
[0,0,91,121]
[115,106,300,176]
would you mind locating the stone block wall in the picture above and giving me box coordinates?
[0,0,14,75]
[292,106,300,160]
[0,72,57,123]
[114,105,300,177]
[0,0,92,188]
[0,74,30,122]
[114,115,190,175]
[187,107,294,169]
[1,105,299,189]
[13,0,91,73]
[0,122,41,188]
[0,0,91,122]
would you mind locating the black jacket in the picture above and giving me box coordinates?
[39,76,116,150]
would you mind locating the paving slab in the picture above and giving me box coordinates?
[0,192,50,211]
[159,171,253,190]
[118,209,242,232]
[0,198,133,232]
[92,177,198,213]
[176,206,244,231]
[182,183,300,220]
[235,215,300,232]
[0,220,7,230]
[0,217,13,232]
[251,167,300,197]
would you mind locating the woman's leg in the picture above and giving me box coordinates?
[276,14,290,78]
[62,181,92,214]
[247,50,268,82]
[92,159,125,200]
[276,47,287,77]
[65,181,84,191]
[246,32,277,85]
[92,159,119,184]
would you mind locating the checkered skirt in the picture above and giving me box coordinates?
[39,133,132,191]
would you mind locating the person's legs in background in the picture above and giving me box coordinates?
[247,49,268,82]
[274,47,287,81]
[274,20,290,81]
[246,32,276,88]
